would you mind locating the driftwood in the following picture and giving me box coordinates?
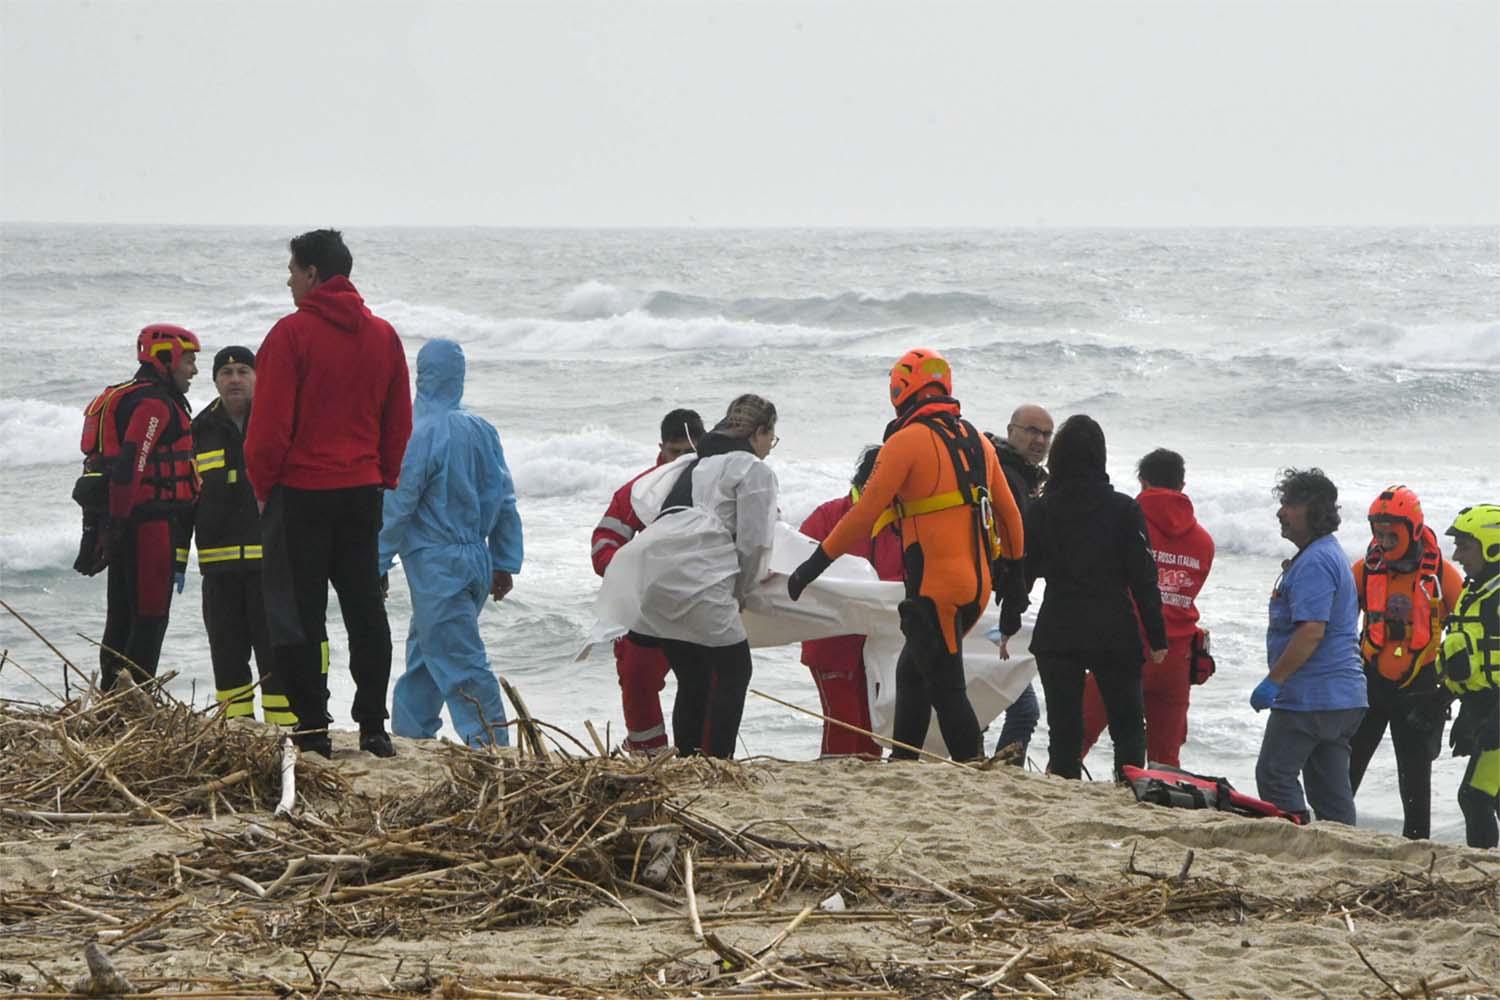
[0,615,1494,999]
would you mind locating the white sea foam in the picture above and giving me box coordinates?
[504,427,660,500]
[560,280,645,319]
[0,520,79,572]
[0,398,82,468]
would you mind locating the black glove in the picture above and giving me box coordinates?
[787,546,833,602]
[998,605,1022,639]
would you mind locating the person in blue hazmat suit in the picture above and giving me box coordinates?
[378,338,523,747]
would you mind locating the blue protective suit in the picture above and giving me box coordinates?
[378,339,523,747]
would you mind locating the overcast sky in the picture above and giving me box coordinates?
[2,0,1495,227]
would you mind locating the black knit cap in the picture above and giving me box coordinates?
[212,345,256,377]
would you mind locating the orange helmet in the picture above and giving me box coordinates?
[1369,484,1424,535]
[889,348,952,409]
[137,324,201,378]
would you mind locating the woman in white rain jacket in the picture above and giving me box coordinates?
[619,394,779,757]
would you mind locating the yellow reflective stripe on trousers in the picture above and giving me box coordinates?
[175,547,190,562]
[199,545,264,564]
[195,449,226,473]
[217,683,255,718]
[321,640,330,675]
[262,692,297,726]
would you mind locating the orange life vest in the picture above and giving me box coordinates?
[1361,524,1443,685]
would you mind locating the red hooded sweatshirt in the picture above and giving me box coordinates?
[245,277,412,502]
[1137,487,1215,640]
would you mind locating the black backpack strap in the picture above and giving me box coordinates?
[659,458,700,517]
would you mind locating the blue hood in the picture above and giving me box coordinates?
[415,338,465,414]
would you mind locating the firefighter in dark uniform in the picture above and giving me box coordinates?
[188,346,295,725]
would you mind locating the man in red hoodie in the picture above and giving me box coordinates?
[1080,448,1214,768]
[591,408,704,753]
[246,229,413,758]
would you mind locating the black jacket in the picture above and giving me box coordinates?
[1007,473,1167,658]
[986,433,1048,515]
[188,399,262,575]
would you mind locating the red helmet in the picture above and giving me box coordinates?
[137,324,201,378]
[1369,484,1424,536]
[889,348,952,409]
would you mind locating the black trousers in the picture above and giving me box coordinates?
[661,638,752,759]
[1036,651,1145,780]
[1347,672,1444,840]
[203,570,292,723]
[261,485,391,734]
[101,517,175,689]
[890,598,982,762]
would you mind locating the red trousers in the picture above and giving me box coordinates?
[101,517,177,689]
[807,657,882,757]
[1081,636,1192,768]
[615,635,671,751]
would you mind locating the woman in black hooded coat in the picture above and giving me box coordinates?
[1002,414,1168,779]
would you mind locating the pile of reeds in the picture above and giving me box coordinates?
[1315,869,1500,920]
[0,678,348,830]
[63,746,865,947]
[0,944,1117,999]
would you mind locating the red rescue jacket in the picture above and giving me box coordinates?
[591,457,666,577]
[79,371,198,523]
[1137,487,1215,641]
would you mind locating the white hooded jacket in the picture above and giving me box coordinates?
[598,449,778,647]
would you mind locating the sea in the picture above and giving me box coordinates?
[1,225,1496,843]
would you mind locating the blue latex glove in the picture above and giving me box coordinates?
[1250,677,1282,712]
[174,571,186,594]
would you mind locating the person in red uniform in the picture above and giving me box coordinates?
[590,408,704,753]
[83,325,201,689]
[798,445,904,757]
[1080,448,1214,768]
[247,229,413,758]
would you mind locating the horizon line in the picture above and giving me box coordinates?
[4,219,1498,231]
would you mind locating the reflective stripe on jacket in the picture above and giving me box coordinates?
[189,399,263,574]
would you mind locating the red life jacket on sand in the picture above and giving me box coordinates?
[76,378,197,513]
[1361,526,1443,684]
[1121,764,1307,825]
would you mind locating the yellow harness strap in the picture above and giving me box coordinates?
[871,488,973,539]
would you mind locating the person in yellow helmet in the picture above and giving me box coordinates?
[787,348,1023,762]
[1439,504,1500,848]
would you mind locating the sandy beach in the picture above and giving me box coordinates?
[2,688,1497,1000]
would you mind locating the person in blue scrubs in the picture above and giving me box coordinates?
[379,338,523,747]
[1252,468,1367,825]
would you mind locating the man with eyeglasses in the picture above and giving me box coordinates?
[984,404,1054,764]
